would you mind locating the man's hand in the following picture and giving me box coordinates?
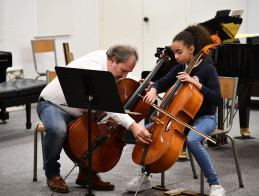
[129,122,152,144]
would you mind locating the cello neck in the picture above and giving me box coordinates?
[124,57,166,110]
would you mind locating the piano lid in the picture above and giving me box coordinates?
[199,10,243,42]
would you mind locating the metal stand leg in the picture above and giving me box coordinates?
[33,122,39,181]
[25,104,32,129]
[200,170,204,195]
[226,134,244,188]
[161,172,165,187]
[188,149,198,179]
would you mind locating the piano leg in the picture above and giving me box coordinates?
[238,81,251,138]
[0,68,8,83]
[0,106,9,123]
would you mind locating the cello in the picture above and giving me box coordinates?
[132,35,221,173]
[63,50,171,172]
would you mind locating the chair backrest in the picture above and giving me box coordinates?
[46,70,57,84]
[31,39,57,79]
[213,76,238,135]
[219,77,237,99]
[63,42,74,65]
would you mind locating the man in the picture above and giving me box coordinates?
[37,45,152,193]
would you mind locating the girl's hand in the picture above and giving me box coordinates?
[176,72,202,90]
[143,88,157,105]
[176,72,193,83]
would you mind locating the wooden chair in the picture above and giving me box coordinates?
[63,42,74,65]
[31,39,57,80]
[190,76,243,195]
[198,76,243,192]
[33,71,57,181]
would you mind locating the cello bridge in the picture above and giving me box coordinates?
[106,119,119,129]
[151,116,164,125]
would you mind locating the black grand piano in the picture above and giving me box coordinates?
[213,39,259,138]
[200,11,259,138]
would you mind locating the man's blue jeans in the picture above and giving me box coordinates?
[37,101,76,178]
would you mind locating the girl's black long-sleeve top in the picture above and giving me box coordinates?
[150,60,222,118]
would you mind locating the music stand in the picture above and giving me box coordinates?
[55,66,125,196]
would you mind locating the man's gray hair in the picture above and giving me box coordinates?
[106,45,138,63]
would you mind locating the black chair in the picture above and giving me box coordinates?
[0,51,46,129]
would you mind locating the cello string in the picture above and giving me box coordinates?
[161,51,203,108]
[148,51,206,120]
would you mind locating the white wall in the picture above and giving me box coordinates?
[0,0,99,79]
[246,0,259,33]
[189,0,259,37]
[189,0,259,44]
[0,0,258,79]
[189,0,247,31]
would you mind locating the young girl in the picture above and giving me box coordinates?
[126,25,226,196]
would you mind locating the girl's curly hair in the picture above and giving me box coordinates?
[173,24,211,55]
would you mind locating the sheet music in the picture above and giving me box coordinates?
[231,9,244,18]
